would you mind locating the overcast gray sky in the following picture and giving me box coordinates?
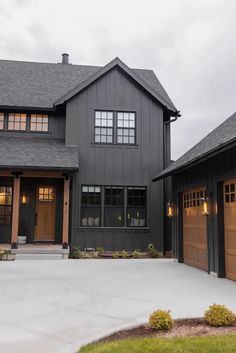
[1,0,236,160]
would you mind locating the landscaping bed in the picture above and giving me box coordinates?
[98,318,236,342]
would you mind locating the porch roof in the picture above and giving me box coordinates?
[0,136,79,171]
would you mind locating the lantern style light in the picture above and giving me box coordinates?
[166,200,173,218]
[21,192,27,205]
[201,197,209,216]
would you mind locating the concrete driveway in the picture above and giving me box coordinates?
[0,259,236,353]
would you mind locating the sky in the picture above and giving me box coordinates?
[1,0,236,160]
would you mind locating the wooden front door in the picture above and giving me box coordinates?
[183,188,208,271]
[34,186,56,241]
[224,180,236,281]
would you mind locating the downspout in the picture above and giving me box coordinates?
[163,110,181,253]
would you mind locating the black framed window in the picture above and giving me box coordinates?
[94,111,113,143]
[81,186,101,227]
[117,112,135,144]
[0,113,4,130]
[0,186,12,225]
[30,114,49,132]
[127,187,146,227]
[104,187,124,227]
[8,113,27,131]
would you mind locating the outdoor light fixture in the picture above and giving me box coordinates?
[21,192,27,205]
[166,200,173,218]
[201,197,209,216]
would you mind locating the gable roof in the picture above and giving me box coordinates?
[0,136,79,170]
[0,57,177,112]
[153,112,236,181]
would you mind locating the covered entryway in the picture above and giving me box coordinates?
[183,188,208,271]
[224,179,236,281]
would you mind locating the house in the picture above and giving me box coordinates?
[0,54,178,255]
[153,112,236,281]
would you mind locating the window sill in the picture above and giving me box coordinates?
[77,226,150,231]
[91,143,139,148]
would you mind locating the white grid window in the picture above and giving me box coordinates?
[30,114,49,132]
[8,113,27,131]
[117,112,135,144]
[95,111,113,143]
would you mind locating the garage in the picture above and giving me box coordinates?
[224,180,236,281]
[183,188,208,271]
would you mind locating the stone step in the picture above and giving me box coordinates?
[11,248,69,255]
[15,254,68,260]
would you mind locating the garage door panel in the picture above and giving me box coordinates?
[224,180,236,281]
[183,187,208,272]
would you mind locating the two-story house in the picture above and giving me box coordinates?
[0,54,178,255]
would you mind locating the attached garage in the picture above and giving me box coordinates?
[224,180,236,281]
[183,188,208,271]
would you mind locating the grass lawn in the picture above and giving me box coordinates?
[79,335,236,353]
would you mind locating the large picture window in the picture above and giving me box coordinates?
[104,187,124,227]
[95,111,113,143]
[30,114,49,132]
[0,113,4,130]
[8,113,27,131]
[81,186,101,227]
[81,185,147,227]
[0,186,12,225]
[117,112,135,144]
[127,187,146,227]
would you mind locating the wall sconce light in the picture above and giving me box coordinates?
[166,200,174,218]
[201,197,209,216]
[21,192,27,205]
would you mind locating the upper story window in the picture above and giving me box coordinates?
[95,111,113,143]
[8,113,27,131]
[117,112,135,144]
[30,114,49,132]
[0,113,4,130]
[94,111,136,145]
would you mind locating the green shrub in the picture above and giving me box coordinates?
[149,309,173,330]
[132,249,141,258]
[71,246,82,259]
[204,303,235,327]
[112,251,120,259]
[96,247,104,257]
[121,250,129,259]
[147,243,162,258]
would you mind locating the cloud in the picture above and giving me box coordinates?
[1,0,236,159]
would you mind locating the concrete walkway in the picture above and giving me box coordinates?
[0,259,236,353]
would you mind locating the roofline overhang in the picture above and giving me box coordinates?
[54,57,178,114]
[0,165,79,172]
[0,105,55,112]
[153,138,236,182]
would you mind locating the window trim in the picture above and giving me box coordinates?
[7,113,27,131]
[0,186,13,226]
[94,110,114,144]
[117,111,136,145]
[80,185,102,227]
[30,114,49,133]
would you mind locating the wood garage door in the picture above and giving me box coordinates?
[183,188,208,271]
[224,180,236,281]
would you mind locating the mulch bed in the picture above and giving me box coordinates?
[98,319,236,343]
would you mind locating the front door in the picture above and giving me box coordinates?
[34,186,56,241]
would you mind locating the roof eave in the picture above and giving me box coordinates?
[0,165,79,172]
[153,138,236,182]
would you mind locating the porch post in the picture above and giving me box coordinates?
[62,176,70,249]
[11,176,21,249]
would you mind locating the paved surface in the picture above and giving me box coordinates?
[0,259,236,353]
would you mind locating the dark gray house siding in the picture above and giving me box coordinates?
[66,68,167,251]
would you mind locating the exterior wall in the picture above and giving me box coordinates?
[171,146,236,277]
[66,67,166,251]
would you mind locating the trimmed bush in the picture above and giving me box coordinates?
[132,250,140,258]
[96,247,104,257]
[71,246,82,259]
[204,303,235,327]
[149,310,173,330]
[112,252,120,259]
[121,250,129,259]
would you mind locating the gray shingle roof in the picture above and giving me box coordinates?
[0,136,79,170]
[154,112,236,180]
[0,58,176,111]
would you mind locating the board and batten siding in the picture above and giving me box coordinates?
[66,67,165,251]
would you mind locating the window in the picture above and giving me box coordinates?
[0,113,4,130]
[38,187,55,202]
[127,187,146,227]
[30,114,49,132]
[81,186,147,228]
[104,187,124,227]
[8,113,26,131]
[95,111,113,143]
[117,112,135,144]
[0,186,12,225]
[183,189,206,209]
[81,186,101,226]
[225,183,235,203]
